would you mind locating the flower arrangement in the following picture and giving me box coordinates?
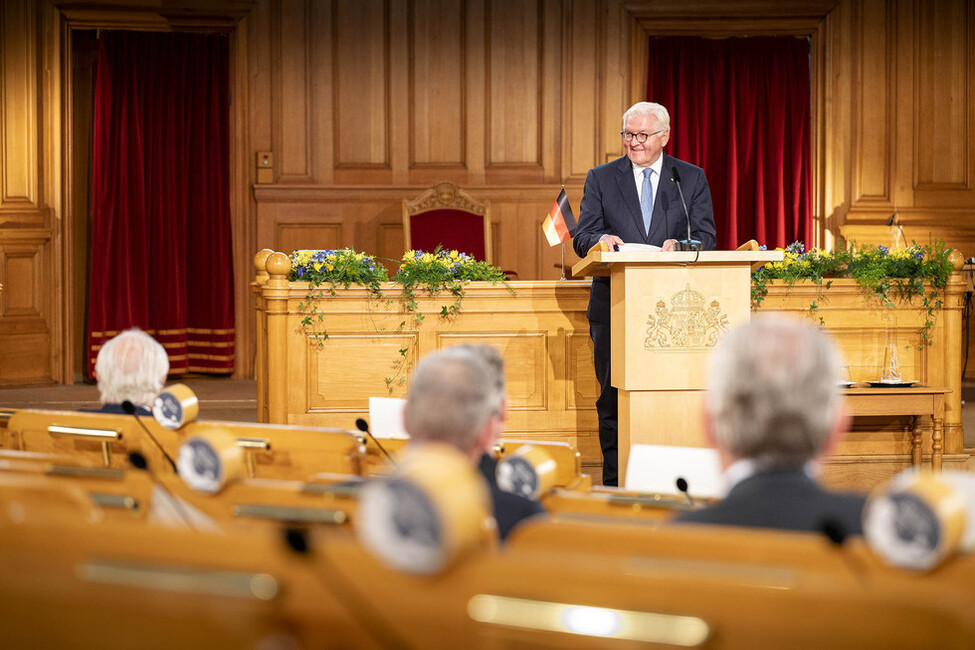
[751,239,954,344]
[289,249,388,290]
[290,246,510,389]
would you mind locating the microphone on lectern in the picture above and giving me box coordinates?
[671,166,702,254]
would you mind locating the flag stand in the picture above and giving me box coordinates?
[559,241,566,281]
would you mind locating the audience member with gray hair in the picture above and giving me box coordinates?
[90,328,169,415]
[676,316,867,535]
[405,348,545,540]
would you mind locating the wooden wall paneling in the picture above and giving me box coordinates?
[539,0,561,183]
[563,0,600,180]
[278,0,313,182]
[913,0,970,196]
[332,0,391,184]
[0,0,38,212]
[824,0,854,244]
[0,233,53,385]
[309,0,335,185]
[485,0,543,182]
[852,0,893,206]
[408,0,466,180]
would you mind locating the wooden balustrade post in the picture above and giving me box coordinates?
[263,252,292,424]
[253,250,274,423]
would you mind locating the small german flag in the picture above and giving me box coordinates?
[542,188,577,247]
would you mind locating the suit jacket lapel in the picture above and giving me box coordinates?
[613,156,648,243]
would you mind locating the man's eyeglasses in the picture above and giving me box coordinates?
[621,130,663,143]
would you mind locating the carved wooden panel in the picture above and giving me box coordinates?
[0,0,36,207]
[276,223,343,255]
[307,332,417,410]
[914,0,969,190]
[333,0,389,168]
[853,0,891,204]
[410,0,465,166]
[564,0,600,181]
[2,250,41,316]
[566,331,597,410]
[278,0,312,181]
[486,0,541,167]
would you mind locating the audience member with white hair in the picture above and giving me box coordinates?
[675,316,867,535]
[90,328,169,415]
[405,347,545,540]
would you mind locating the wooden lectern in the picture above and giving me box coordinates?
[572,249,783,483]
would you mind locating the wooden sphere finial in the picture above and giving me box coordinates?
[254,249,274,273]
[948,249,965,271]
[266,252,291,278]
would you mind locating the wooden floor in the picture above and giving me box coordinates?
[0,377,258,423]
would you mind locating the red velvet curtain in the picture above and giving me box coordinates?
[646,36,812,250]
[88,31,234,376]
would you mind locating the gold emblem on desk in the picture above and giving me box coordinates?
[645,284,728,350]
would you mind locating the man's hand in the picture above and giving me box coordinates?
[662,239,677,252]
[599,234,625,250]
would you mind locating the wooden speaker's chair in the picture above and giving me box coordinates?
[403,182,492,263]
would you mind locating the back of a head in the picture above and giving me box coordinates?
[94,329,169,407]
[707,316,841,468]
[405,351,500,453]
[442,344,505,401]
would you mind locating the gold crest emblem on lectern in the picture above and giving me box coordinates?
[644,284,729,350]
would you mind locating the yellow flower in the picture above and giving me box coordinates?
[421,253,435,263]
[313,262,323,272]
[449,250,460,260]
[325,263,334,271]
[404,250,416,261]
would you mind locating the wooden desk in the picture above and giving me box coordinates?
[843,385,950,470]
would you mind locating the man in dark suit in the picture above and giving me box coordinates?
[675,316,867,536]
[405,349,546,540]
[572,101,717,486]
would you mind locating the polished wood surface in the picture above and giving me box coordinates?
[7,1,975,384]
[257,249,970,490]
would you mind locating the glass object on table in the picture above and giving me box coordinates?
[881,332,902,383]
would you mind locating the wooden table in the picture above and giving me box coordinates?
[843,385,950,470]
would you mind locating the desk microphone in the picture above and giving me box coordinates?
[885,211,907,248]
[675,476,695,507]
[671,167,702,256]
[355,418,397,467]
[122,400,179,475]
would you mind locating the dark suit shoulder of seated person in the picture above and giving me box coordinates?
[672,316,867,537]
[570,101,717,488]
[405,347,547,542]
[677,465,866,535]
[478,453,546,540]
[86,328,169,417]
[81,403,152,416]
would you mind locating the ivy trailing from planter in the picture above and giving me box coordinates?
[751,239,954,346]
[290,247,512,391]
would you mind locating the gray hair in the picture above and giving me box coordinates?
[442,344,505,402]
[94,329,169,407]
[622,101,671,132]
[706,316,842,468]
[405,351,501,452]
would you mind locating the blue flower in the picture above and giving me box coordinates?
[877,245,889,255]
[786,241,805,255]
[759,245,767,251]
[914,251,924,260]
[295,267,305,278]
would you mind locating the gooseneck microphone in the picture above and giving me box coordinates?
[675,476,695,507]
[671,166,702,255]
[355,417,397,467]
[122,400,179,474]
